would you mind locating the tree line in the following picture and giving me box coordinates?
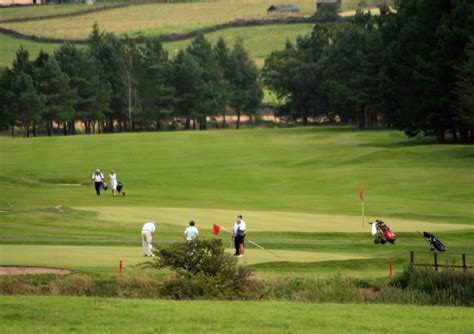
[262,0,474,143]
[0,24,262,137]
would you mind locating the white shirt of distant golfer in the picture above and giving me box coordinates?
[142,222,156,234]
[92,173,104,182]
[184,226,199,241]
[233,220,246,236]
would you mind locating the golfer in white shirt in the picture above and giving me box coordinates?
[233,215,246,257]
[142,221,156,257]
[91,169,104,195]
[184,221,199,241]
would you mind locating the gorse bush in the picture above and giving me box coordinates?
[149,239,259,300]
[391,267,474,306]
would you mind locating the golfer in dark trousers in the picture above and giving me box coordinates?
[91,169,104,195]
[233,215,246,257]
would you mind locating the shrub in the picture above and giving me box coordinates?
[149,239,259,300]
[390,267,474,306]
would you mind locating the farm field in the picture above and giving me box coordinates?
[0,3,115,22]
[0,23,313,68]
[0,32,62,67]
[164,23,314,67]
[1,296,473,334]
[0,127,473,277]
[0,0,318,40]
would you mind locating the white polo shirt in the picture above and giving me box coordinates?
[142,222,156,234]
[92,173,104,182]
[184,226,199,241]
[233,220,246,236]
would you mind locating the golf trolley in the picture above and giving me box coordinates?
[420,231,446,252]
[370,220,396,245]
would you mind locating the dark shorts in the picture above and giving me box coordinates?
[235,235,245,245]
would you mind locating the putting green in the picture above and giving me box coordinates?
[235,249,370,265]
[0,245,370,272]
[87,206,472,233]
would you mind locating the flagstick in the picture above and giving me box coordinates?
[218,226,279,258]
[361,200,365,230]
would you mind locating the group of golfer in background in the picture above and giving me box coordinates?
[91,169,123,197]
[141,215,247,257]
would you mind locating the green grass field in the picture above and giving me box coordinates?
[1,296,473,333]
[164,23,314,67]
[0,127,472,277]
[0,3,114,22]
[0,32,62,67]
[0,23,313,68]
[1,126,472,332]
[0,0,317,39]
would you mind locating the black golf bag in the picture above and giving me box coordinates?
[116,181,124,195]
[423,231,446,252]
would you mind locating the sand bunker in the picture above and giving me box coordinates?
[0,266,71,276]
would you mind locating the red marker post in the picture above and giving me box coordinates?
[389,260,393,276]
[119,260,123,275]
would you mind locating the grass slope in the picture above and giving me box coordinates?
[0,3,113,22]
[0,32,61,67]
[1,296,473,333]
[0,127,472,274]
[0,23,313,69]
[1,127,472,222]
[0,0,318,39]
[164,23,314,67]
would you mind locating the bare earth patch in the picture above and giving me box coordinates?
[0,266,71,276]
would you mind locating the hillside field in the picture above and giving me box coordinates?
[0,0,318,40]
[0,127,472,276]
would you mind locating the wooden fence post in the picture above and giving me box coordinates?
[410,251,414,270]
[434,252,438,271]
[462,254,467,272]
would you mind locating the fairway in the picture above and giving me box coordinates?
[0,127,472,275]
[1,296,473,334]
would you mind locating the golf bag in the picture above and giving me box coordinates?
[371,220,396,244]
[102,181,108,191]
[116,181,125,196]
[423,231,446,252]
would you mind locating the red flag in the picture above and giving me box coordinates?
[359,188,364,202]
[212,224,220,235]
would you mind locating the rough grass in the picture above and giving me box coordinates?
[0,0,318,39]
[0,296,473,333]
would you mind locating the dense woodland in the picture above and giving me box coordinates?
[0,0,473,142]
[263,0,474,142]
[0,25,262,136]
